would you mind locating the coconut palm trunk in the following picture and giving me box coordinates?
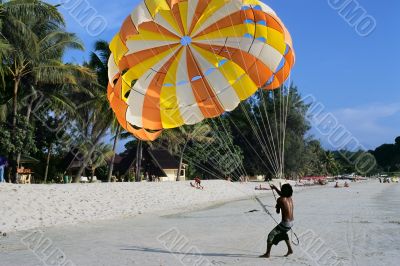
[44,143,52,183]
[176,141,188,181]
[16,90,37,171]
[90,167,96,183]
[44,143,53,183]
[12,78,20,129]
[135,140,143,182]
[107,125,120,182]
[73,127,108,183]
[11,78,20,181]
[73,144,96,183]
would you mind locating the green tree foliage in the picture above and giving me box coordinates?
[89,40,123,182]
[0,114,36,156]
[372,136,400,173]
[0,0,93,179]
[223,86,314,178]
[184,119,244,180]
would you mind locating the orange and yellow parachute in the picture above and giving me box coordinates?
[107,0,295,141]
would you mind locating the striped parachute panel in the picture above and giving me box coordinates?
[108,0,295,141]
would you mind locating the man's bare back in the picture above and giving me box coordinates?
[277,196,294,222]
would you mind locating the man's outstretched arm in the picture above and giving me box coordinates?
[270,184,283,197]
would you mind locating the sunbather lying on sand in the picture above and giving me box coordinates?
[255,184,269,190]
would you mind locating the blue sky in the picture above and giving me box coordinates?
[50,0,400,151]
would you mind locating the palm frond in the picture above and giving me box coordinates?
[39,31,84,59]
[4,0,65,26]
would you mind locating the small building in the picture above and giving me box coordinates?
[115,148,187,182]
[148,149,187,181]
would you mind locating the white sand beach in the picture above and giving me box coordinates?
[0,180,279,233]
[1,180,400,266]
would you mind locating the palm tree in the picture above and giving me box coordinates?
[154,123,213,181]
[323,151,339,176]
[87,143,113,182]
[107,125,121,181]
[71,87,113,182]
[1,0,65,129]
[89,40,123,182]
[1,0,93,180]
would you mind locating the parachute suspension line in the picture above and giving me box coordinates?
[210,8,281,177]
[259,82,291,180]
[163,126,244,181]
[214,118,251,179]
[280,72,288,179]
[260,90,281,178]
[173,117,251,182]
[252,91,282,176]
[278,85,284,179]
[241,5,280,175]
[257,90,281,176]
[185,136,245,181]
[270,60,292,180]
[270,91,283,179]
[274,89,285,179]
[249,102,281,176]
[281,86,285,178]
[170,128,245,181]
[215,117,250,178]
[203,8,278,177]
[239,103,280,176]
[282,74,292,179]
[226,114,277,175]
[204,118,249,180]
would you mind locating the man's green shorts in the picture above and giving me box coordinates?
[267,222,292,245]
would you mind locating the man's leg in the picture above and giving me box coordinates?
[261,228,276,258]
[260,243,272,258]
[284,239,293,257]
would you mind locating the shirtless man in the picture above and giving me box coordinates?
[260,183,294,258]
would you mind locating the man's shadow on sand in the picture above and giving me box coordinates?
[121,246,261,259]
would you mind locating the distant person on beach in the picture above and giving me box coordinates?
[344,181,349,187]
[334,182,340,188]
[255,184,269,190]
[0,156,8,183]
[260,184,294,258]
[194,177,203,189]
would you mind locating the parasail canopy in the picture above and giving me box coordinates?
[107,0,295,141]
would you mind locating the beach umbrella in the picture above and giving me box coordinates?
[107,0,295,141]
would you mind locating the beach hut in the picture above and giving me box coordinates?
[115,148,187,182]
[148,149,187,182]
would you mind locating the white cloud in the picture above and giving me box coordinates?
[327,102,400,149]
